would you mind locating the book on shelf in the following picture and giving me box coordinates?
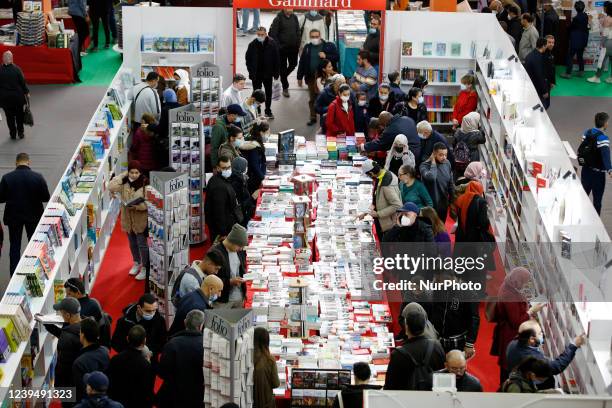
[435,42,447,56]
[0,329,10,363]
[450,42,462,57]
[401,68,457,83]
[0,317,20,352]
[423,41,433,56]
[0,303,30,342]
[401,41,412,56]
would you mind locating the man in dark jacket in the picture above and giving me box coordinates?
[541,2,559,38]
[382,202,434,243]
[297,28,339,126]
[332,362,381,408]
[108,325,155,408]
[204,155,241,241]
[561,0,589,78]
[210,105,246,168]
[506,6,523,51]
[169,275,223,335]
[388,71,405,102]
[384,304,445,390]
[416,121,454,168]
[0,152,50,274]
[420,143,454,222]
[363,112,420,163]
[0,51,29,140]
[73,318,110,402]
[506,320,585,389]
[64,278,103,321]
[580,112,612,215]
[524,38,550,109]
[211,224,248,308]
[431,350,483,392]
[111,293,167,367]
[362,14,380,68]
[74,371,123,408]
[40,297,82,405]
[269,9,300,97]
[543,35,556,109]
[245,26,280,119]
[157,310,205,408]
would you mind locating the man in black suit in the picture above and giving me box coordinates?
[0,51,29,139]
[0,152,50,274]
[524,38,550,109]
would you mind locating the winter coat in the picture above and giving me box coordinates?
[210,115,230,167]
[157,331,204,408]
[0,63,28,107]
[253,354,280,408]
[245,37,281,81]
[373,170,403,232]
[569,12,589,49]
[453,128,486,162]
[384,336,446,390]
[524,49,549,98]
[419,159,455,209]
[212,242,247,304]
[382,217,435,243]
[367,94,397,119]
[229,174,255,227]
[240,141,266,193]
[314,84,336,115]
[44,322,81,387]
[168,289,210,336]
[218,141,241,163]
[0,165,50,225]
[542,8,559,38]
[269,11,301,50]
[363,29,380,64]
[365,115,419,158]
[490,301,529,370]
[502,371,538,393]
[108,348,155,408]
[326,96,355,137]
[73,344,111,402]
[130,128,158,172]
[507,18,523,51]
[297,40,339,81]
[429,299,480,347]
[299,13,328,48]
[74,395,124,408]
[108,173,148,234]
[506,339,577,378]
[452,90,478,126]
[204,174,241,240]
[111,304,167,357]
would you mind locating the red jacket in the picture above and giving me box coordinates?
[490,300,529,370]
[325,96,355,137]
[452,90,478,124]
[130,128,158,172]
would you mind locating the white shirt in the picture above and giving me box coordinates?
[132,82,160,122]
[222,85,243,108]
[228,251,242,301]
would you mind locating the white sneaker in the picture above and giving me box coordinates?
[135,267,147,281]
[587,76,601,84]
[129,263,141,276]
[80,51,88,57]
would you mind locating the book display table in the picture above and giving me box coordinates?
[0,41,80,84]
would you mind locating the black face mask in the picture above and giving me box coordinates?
[394,146,403,153]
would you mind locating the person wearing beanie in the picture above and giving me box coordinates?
[229,156,256,227]
[382,201,435,243]
[74,371,123,408]
[210,224,248,308]
[109,161,150,282]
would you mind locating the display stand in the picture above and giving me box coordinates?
[203,308,253,408]
[290,368,351,407]
[146,171,190,328]
[0,68,133,402]
[168,104,206,244]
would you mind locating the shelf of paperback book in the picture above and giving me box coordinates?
[0,68,133,398]
[400,80,462,87]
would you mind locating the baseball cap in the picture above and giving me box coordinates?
[83,371,109,392]
[361,159,376,175]
[53,297,81,315]
[227,104,247,116]
[397,202,419,214]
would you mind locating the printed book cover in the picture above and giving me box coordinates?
[423,42,433,56]
[451,42,461,57]
[435,42,447,56]
[401,41,412,56]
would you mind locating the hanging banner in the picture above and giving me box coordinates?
[233,0,386,10]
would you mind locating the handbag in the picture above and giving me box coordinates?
[271,79,282,101]
[23,99,34,127]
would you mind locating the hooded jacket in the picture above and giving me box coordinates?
[326,95,355,137]
[373,170,403,232]
[218,141,241,163]
[111,304,167,356]
[269,11,301,50]
[240,140,266,193]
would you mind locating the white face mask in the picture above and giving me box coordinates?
[358,100,367,106]
[340,95,350,102]
[460,83,468,91]
[310,38,321,46]
[128,175,138,182]
[418,133,426,139]
[221,169,232,178]
[400,215,414,226]
[379,93,389,101]
[233,138,244,148]
[309,10,318,16]
[417,96,424,104]
[256,35,265,42]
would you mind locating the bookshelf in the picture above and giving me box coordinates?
[0,68,133,402]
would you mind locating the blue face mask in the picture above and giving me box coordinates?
[309,10,318,16]
[142,312,155,321]
[209,294,218,303]
[369,28,377,34]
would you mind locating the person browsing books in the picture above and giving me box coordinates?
[333,362,381,408]
[132,72,161,129]
[169,275,223,335]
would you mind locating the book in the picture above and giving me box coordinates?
[423,42,433,56]
[401,41,412,56]
[450,42,461,57]
[435,42,447,56]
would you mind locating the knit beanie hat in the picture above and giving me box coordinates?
[128,160,142,171]
[226,224,248,247]
[231,156,248,175]
[163,88,177,103]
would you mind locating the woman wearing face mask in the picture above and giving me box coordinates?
[451,74,478,129]
[453,111,486,166]
[384,134,415,176]
[325,84,355,137]
[405,87,428,124]
[397,164,433,209]
[218,125,244,162]
[488,267,544,384]
[228,157,255,227]
[109,161,150,281]
[353,91,370,133]
[367,83,395,118]
[239,120,269,195]
[173,69,191,105]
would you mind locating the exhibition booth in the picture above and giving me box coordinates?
[0,6,611,407]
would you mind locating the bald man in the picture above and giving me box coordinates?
[505,320,586,388]
[0,51,29,139]
[490,0,509,20]
[361,111,420,159]
[433,350,482,392]
[168,275,223,335]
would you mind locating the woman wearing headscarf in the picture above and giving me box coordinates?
[173,69,191,105]
[384,134,415,177]
[488,267,544,385]
[109,160,150,282]
[453,111,486,164]
[451,161,488,225]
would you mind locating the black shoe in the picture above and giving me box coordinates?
[282,89,290,97]
[307,119,316,126]
[10,134,16,140]
[90,46,98,52]
[265,111,274,120]
[104,44,110,49]
[18,133,24,139]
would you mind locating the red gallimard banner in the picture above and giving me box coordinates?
[233,0,386,10]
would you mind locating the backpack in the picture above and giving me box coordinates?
[501,376,531,393]
[395,340,436,390]
[170,267,202,307]
[577,132,599,167]
[454,140,471,169]
[92,298,113,348]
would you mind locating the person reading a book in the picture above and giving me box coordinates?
[332,362,381,408]
[108,160,149,282]
[64,278,102,322]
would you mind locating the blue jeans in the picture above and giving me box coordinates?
[581,166,606,215]
[241,9,260,32]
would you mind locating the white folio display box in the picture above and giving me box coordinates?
[0,68,133,401]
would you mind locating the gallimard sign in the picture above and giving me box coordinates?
[233,0,385,10]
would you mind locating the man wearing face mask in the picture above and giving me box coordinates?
[297,28,339,126]
[245,27,280,119]
[416,121,454,168]
[221,73,246,108]
[506,320,586,390]
[300,10,327,48]
[382,202,434,243]
[211,104,247,168]
[241,89,266,137]
[362,14,381,71]
[169,275,223,335]
[368,83,396,119]
[269,9,301,98]
[111,293,167,368]
[205,155,243,241]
